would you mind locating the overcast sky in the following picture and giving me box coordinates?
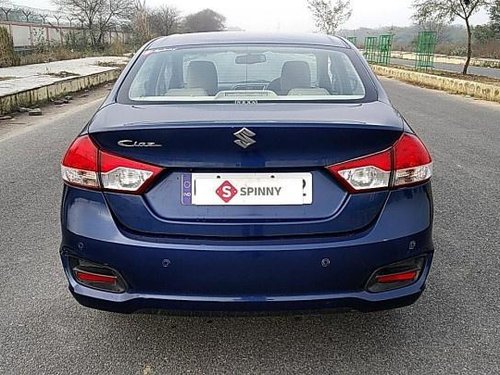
[12,0,489,31]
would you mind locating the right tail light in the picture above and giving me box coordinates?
[327,133,432,193]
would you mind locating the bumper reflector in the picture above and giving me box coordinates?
[70,257,126,293]
[75,270,118,285]
[367,256,425,293]
[375,270,418,284]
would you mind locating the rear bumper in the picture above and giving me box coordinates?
[60,184,434,314]
[61,243,432,314]
[67,273,429,315]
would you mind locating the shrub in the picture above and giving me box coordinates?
[474,40,500,59]
[0,26,20,67]
[108,40,126,56]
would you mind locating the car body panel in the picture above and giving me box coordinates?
[147,32,350,49]
[60,32,434,313]
[61,182,433,312]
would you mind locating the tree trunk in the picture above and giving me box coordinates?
[463,17,472,75]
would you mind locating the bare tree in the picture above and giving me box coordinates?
[307,0,352,35]
[54,0,134,48]
[183,9,226,33]
[132,0,152,44]
[412,0,489,74]
[150,5,180,36]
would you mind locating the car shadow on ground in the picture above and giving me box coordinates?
[82,301,436,371]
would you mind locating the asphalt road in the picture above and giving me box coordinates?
[391,57,500,79]
[1,81,499,374]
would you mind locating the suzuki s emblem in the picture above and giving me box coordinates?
[233,128,256,149]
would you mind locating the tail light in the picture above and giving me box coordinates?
[327,133,432,193]
[99,151,163,193]
[392,133,433,187]
[60,136,99,189]
[61,135,163,193]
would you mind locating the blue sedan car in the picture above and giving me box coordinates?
[60,32,434,314]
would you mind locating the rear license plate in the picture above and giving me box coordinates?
[181,173,312,206]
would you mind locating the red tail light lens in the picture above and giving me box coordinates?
[327,133,432,193]
[61,136,99,189]
[61,135,163,193]
[393,133,432,187]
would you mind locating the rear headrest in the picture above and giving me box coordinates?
[281,61,311,94]
[186,61,218,96]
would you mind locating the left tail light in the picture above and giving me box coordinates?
[327,133,432,193]
[61,135,163,193]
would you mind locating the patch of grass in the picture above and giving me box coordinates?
[16,44,135,67]
[387,64,500,86]
[95,61,127,68]
[20,48,85,65]
[45,71,80,78]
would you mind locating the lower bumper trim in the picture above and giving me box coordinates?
[70,286,424,315]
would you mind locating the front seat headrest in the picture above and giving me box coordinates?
[280,61,311,95]
[186,61,218,96]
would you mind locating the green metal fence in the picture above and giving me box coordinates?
[347,36,357,46]
[364,35,393,65]
[364,36,378,63]
[415,31,437,70]
[377,34,393,66]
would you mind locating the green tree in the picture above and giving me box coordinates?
[307,0,352,35]
[183,9,226,33]
[473,23,495,43]
[412,9,449,44]
[412,0,488,74]
[489,0,500,35]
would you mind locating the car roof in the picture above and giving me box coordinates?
[147,32,349,49]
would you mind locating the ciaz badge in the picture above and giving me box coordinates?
[117,140,162,148]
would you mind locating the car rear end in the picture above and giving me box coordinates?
[59,33,434,314]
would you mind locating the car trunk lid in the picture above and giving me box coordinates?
[89,102,403,238]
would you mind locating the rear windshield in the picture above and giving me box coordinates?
[122,45,369,103]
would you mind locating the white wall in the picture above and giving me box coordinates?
[0,21,128,48]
